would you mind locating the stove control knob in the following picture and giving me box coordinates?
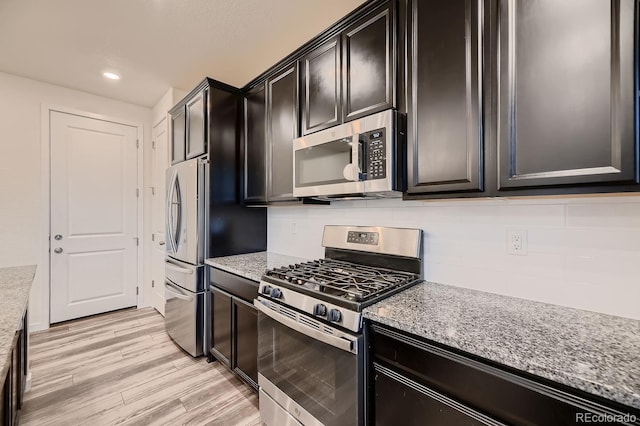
[270,288,283,299]
[313,304,327,316]
[328,309,342,323]
[261,285,272,296]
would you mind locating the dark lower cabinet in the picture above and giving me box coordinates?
[209,267,258,391]
[232,298,258,388]
[210,286,232,367]
[369,323,640,426]
[374,363,499,426]
[2,309,27,426]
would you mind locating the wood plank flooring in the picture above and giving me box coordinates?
[21,307,261,426]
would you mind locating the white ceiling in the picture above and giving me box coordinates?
[0,0,366,107]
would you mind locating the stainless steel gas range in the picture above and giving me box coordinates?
[254,225,423,426]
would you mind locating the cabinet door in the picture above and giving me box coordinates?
[301,36,342,135]
[374,363,501,426]
[232,298,258,389]
[497,0,636,189]
[210,286,232,367]
[244,83,268,203]
[343,2,396,122]
[186,89,207,159]
[268,63,299,202]
[170,107,186,165]
[406,0,484,194]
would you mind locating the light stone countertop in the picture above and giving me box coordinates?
[205,252,311,282]
[0,265,36,380]
[363,281,640,410]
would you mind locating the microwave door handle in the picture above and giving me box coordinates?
[254,300,358,355]
[357,135,366,180]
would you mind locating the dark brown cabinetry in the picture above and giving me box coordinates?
[368,323,640,425]
[405,0,485,194]
[405,0,638,198]
[2,309,27,426]
[244,84,268,203]
[244,63,299,203]
[170,106,186,165]
[496,0,636,191]
[209,267,259,390]
[232,298,258,387]
[210,286,232,366]
[186,89,207,159]
[301,0,396,135]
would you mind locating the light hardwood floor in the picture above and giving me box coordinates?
[21,307,260,426]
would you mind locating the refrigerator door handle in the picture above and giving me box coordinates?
[165,281,194,302]
[166,263,195,275]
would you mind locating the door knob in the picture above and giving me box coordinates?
[54,247,63,254]
[54,234,63,240]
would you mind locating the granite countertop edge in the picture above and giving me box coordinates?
[362,281,640,410]
[0,265,37,381]
[205,251,311,282]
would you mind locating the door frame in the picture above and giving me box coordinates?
[39,104,144,330]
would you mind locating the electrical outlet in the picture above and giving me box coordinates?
[507,230,527,255]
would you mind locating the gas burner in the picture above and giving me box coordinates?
[265,259,420,304]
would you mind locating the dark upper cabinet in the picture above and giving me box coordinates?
[497,0,637,190]
[244,84,268,203]
[301,0,397,135]
[210,286,232,367]
[170,106,186,165]
[301,35,342,135]
[406,0,485,194]
[268,63,299,202]
[186,89,207,159]
[343,3,396,121]
[232,298,258,389]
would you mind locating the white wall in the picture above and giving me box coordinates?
[0,71,152,331]
[268,195,640,320]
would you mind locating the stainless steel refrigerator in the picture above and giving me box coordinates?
[165,157,206,356]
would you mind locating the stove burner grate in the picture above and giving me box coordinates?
[265,259,419,302]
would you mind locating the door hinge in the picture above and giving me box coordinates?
[136,139,139,149]
[136,287,139,295]
[135,237,139,246]
[136,188,139,198]
[152,140,156,149]
[151,233,155,242]
[151,280,155,288]
[151,187,155,196]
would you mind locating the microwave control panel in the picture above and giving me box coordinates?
[363,128,386,180]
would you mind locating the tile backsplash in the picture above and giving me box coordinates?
[267,196,640,320]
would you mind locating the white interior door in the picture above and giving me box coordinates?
[151,118,169,315]
[50,111,139,323]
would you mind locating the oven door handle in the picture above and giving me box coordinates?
[254,300,358,355]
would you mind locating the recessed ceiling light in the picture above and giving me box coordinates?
[103,72,121,80]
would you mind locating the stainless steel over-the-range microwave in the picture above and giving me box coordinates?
[293,109,406,199]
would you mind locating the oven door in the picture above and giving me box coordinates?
[255,298,363,426]
[292,133,365,198]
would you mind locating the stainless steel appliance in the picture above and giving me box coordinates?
[165,157,207,357]
[255,225,423,426]
[292,109,406,200]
